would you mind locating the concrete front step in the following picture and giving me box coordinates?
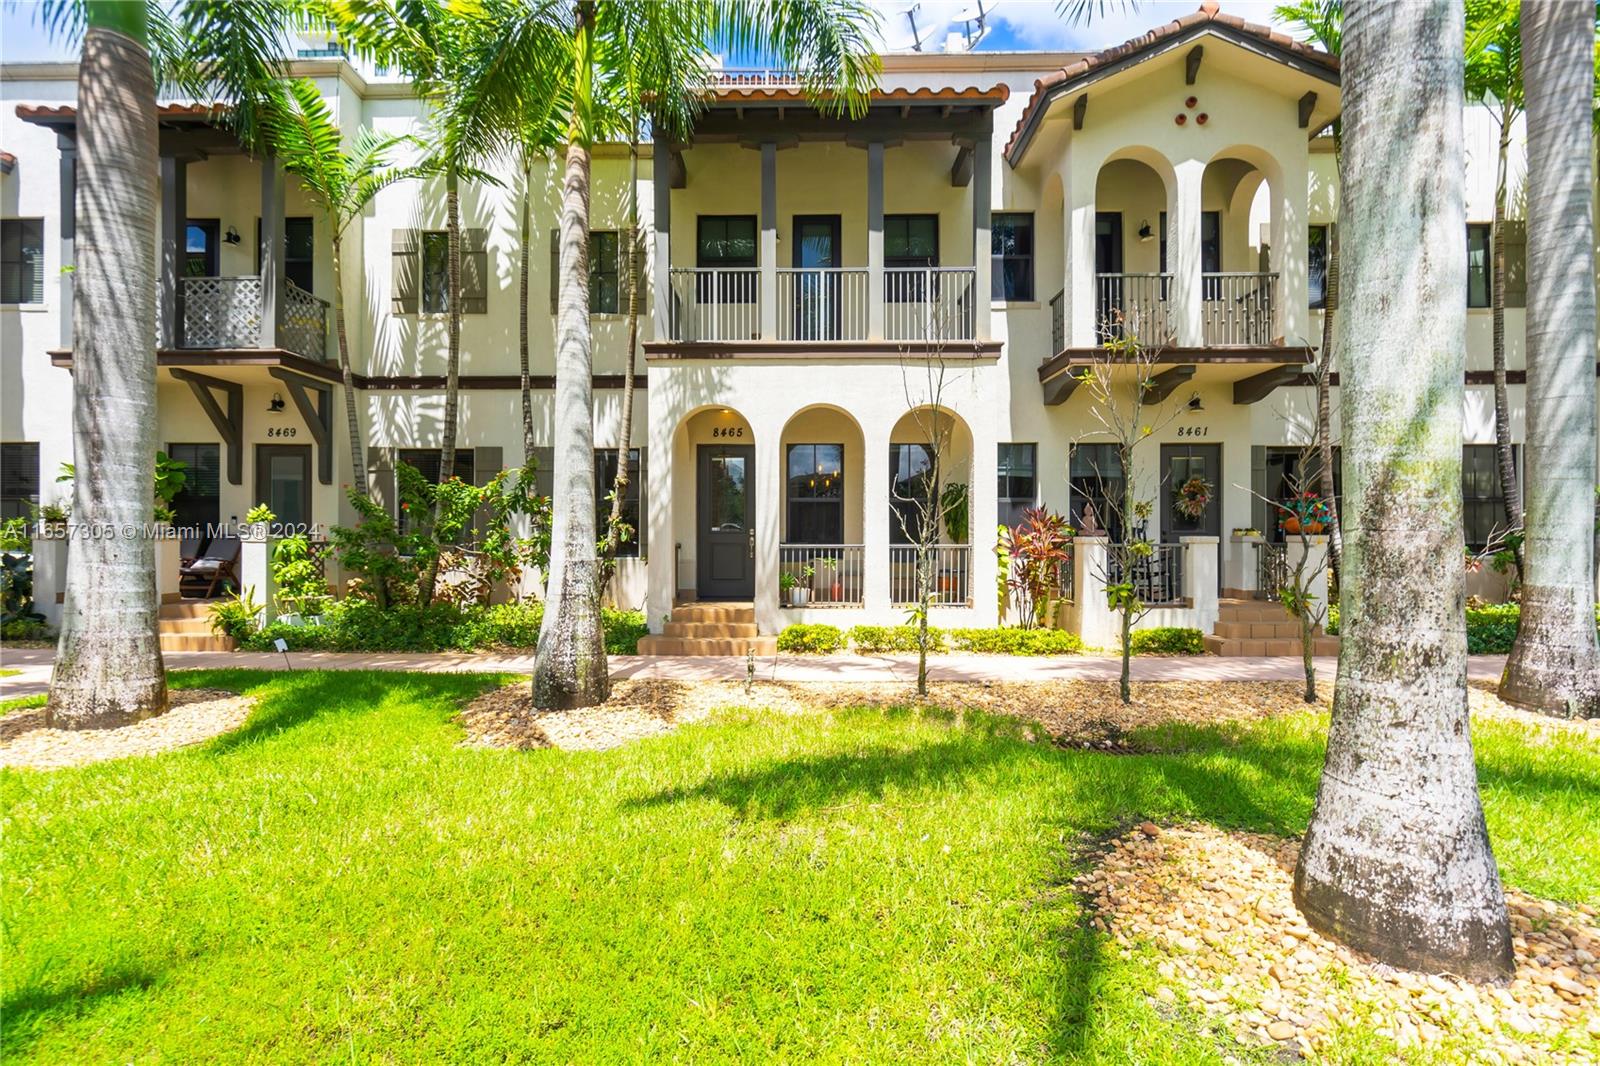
[669,601,756,625]
[1204,633,1339,658]
[1214,620,1318,641]
[158,618,215,636]
[159,633,236,652]
[159,601,214,620]
[636,635,777,657]
[664,620,760,639]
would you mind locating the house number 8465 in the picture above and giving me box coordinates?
[712,427,745,438]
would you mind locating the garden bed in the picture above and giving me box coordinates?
[0,688,255,769]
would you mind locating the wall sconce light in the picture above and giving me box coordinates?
[1138,220,1154,243]
[268,392,286,413]
[224,225,241,245]
[1187,391,1204,412]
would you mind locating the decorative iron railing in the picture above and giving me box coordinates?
[890,544,971,606]
[1202,272,1277,345]
[1096,273,1174,346]
[1108,543,1185,605]
[778,544,864,605]
[1255,540,1289,602]
[281,280,330,361]
[668,267,761,341]
[777,267,869,341]
[1050,288,1065,354]
[182,276,263,349]
[883,267,976,342]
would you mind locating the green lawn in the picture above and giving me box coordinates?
[4,670,1597,1063]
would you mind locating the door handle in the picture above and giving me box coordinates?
[747,526,755,559]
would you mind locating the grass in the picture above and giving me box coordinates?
[4,670,1597,1063]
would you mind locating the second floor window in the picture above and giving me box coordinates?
[589,230,619,314]
[391,228,489,316]
[991,212,1034,301]
[1309,225,1328,309]
[1,219,44,304]
[886,214,939,303]
[1467,223,1491,308]
[696,215,758,304]
[421,232,450,313]
[257,217,315,292]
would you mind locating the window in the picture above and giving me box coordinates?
[997,443,1037,530]
[396,448,476,531]
[786,444,844,544]
[0,442,40,521]
[889,443,935,544]
[991,212,1034,301]
[1308,225,1328,309]
[421,231,450,313]
[1467,223,1492,308]
[696,215,758,304]
[885,214,939,303]
[589,230,619,314]
[1,219,44,304]
[165,443,221,533]
[257,217,315,292]
[1068,444,1125,542]
[1463,444,1515,549]
[393,227,487,316]
[1263,446,1343,543]
[595,448,646,557]
[186,219,219,277]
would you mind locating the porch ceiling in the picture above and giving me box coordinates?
[1037,346,1315,407]
[49,348,342,387]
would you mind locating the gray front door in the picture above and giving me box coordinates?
[697,444,754,600]
[1161,443,1222,541]
[256,444,312,531]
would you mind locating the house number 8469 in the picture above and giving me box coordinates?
[267,427,298,438]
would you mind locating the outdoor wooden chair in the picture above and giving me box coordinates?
[178,535,240,599]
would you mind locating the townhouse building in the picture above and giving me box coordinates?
[3,5,1592,646]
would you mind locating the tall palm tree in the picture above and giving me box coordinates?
[1464,0,1525,574]
[261,78,434,495]
[1293,0,1513,979]
[532,0,880,709]
[1499,0,1600,717]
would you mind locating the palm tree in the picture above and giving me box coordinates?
[1464,0,1525,574]
[262,78,434,495]
[1275,0,1343,581]
[532,0,880,709]
[1499,0,1600,716]
[1293,0,1513,980]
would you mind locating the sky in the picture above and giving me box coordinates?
[0,0,1300,66]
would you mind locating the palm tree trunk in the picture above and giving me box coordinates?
[597,129,641,591]
[49,7,168,728]
[534,0,608,709]
[1491,106,1523,575]
[1294,0,1512,981]
[518,154,535,463]
[419,165,462,606]
[330,231,367,496]
[1315,218,1342,583]
[1500,0,1600,717]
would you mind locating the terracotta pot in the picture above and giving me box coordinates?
[1305,521,1325,534]
[1282,516,1302,535]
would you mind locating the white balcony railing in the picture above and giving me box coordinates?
[777,267,869,342]
[1203,272,1277,345]
[1096,273,1174,346]
[779,544,864,605]
[884,267,976,342]
[890,544,971,606]
[668,267,760,341]
[178,276,329,360]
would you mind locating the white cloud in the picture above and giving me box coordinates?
[982,0,1302,53]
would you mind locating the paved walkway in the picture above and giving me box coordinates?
[0,646,1510,701]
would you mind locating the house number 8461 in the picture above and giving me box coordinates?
[1177,426,1209,438]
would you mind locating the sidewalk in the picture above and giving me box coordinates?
[0,646,1511,701]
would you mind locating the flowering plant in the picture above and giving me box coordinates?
[1174,475,1213,520]
[1278,491,1332,525]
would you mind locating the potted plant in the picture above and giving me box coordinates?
[781,565,813,607]
[814,556,841,600]
[1278,491,1331,535]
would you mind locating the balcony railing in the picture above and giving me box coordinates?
[1050,288,1065,354]
[668,267,760,341]
[777,268,869,341]
[1203,272,1277,345]
[179,276,329,361]
[779,544,864,605]
[890,544,971,606]
[883,267,976,342]
[1108,543,1185,605]
[1097,273,1174,346]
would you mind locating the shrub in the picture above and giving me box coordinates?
[209,588,263,642]
[600,608,649,655]
[271,534,331,617]
[235,599,648,655]
[1327,602,1598,652]
[777,623,847,654]
[848,624,946,654]
[1128,627,1205,656]
[0,618,52,643]
[949,627,1084,655]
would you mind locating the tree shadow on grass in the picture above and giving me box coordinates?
[1,964,158,1059]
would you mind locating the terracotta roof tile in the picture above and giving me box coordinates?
[708,84,1008,106]
[15,102,227,123]
[0,151,14,173]
[1004,3,1338,163]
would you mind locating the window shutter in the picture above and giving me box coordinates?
[369,447,397,516]
[391,229,419,314]
[531,447,555,499]
[460,227,489,314]
[548,229,559,314]
[1250,446,1268,538]
[1499,219,1525,308]
[470,445,503,539]
[635,446,647,555]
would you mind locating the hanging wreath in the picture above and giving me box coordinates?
[1175,475,1213,520]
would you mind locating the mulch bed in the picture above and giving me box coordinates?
[1078,823,1599,1061]
[0,688,255,770]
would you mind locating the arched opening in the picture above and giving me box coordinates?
[672,405,756,601]
[888,405,974,605]
[1093,151,1177,345]
[776,405,865,605]
[1202,146,1285,344]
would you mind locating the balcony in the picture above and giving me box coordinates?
[178,277,331,361]
[1049,271,1281,352]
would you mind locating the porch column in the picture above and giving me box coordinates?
[753,430,784,634]
[259,156,285,350]
[160,155,187,349]
[862,423,892,614]
[31,528,68,630]
[652,137,672,340]
[968,435,1000,626]
[1065,157,1098,348]
[57,135,75,350]
[1276,156,1310,344]
[1072,536,1114,647]
[644,394,676,632]
[1168,159,1206,347]
[971,132,992,340]
[1181,535,1220,633]
[759,141,778,340]
[866,141,885,340]
[239,526,277,626]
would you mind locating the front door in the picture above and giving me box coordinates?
[792,215,841,340]
[1161,443,1223,542]
[697,444,754,600]
[256,444,312,532]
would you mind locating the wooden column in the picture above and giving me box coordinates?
[652,137,672,340]
[971,133,992,340]
[259,156,284,349]
[159,155,187,349]
[57,135,76,350]
[866,141,885,340]
[759,141,778,340]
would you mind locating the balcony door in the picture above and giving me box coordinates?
[697,444,755,600]
[792,215,841,341]
[1094,212,1125,335]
